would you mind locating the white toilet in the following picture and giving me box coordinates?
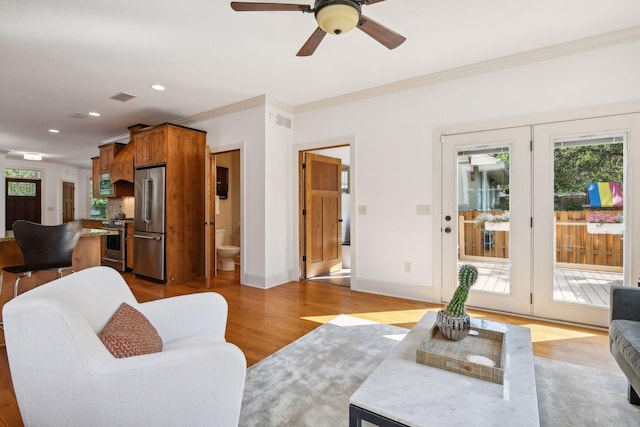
[215,229,240,271]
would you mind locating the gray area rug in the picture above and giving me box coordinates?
[240,315,640,426]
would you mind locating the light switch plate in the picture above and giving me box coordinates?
[417,205,431,215]
[358,205,367,215]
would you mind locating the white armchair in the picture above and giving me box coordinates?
[2,266,246,427]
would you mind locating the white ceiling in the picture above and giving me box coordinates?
[2,0,640,168]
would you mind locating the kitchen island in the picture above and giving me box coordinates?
[0,228,113,326]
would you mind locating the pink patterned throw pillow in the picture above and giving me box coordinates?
[99,303,163,358]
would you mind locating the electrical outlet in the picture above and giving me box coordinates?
[358,205,367,215]
[404,262,411,273]
[417,205,431,215]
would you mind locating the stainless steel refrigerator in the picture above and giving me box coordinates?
[134,166,166,282]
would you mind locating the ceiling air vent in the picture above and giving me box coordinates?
[67,113,89,119]
[110,92,136,102]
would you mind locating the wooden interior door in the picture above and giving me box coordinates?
[303,152,342,278]
[204,146,217,285]
[62,181,74,223]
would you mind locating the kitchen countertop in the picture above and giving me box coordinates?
[0,228,115,243]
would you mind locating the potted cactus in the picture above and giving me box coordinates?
[437,264,478,341]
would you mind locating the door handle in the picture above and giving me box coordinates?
[144,178,153,224]
[444,227,452,233]
[134,234,161,241]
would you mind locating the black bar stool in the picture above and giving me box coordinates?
[0,220,82,328]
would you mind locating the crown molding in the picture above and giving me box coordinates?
[174,95,268,126]
[264,96,294,114]
[105,26,640,131]
[294,25,640,114]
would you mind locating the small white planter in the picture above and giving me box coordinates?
[485,222,509,232]
[586,223,623,235]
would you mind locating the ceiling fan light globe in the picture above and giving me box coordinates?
[316,4,360,35]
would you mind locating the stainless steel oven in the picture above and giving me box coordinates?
[102,220,128,271]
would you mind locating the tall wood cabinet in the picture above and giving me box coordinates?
[133,123,206,284]
[93,142,134,197]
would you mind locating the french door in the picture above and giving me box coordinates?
[441,126,532,316]
[533,114,639,327]
[441,113,640,327]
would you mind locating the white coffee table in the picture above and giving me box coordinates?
[349,311,539,426]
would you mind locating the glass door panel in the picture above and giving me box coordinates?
[442,126,531,315]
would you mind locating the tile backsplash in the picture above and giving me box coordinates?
[107,197,135,219]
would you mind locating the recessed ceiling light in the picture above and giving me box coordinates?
[151,84,166,91]
[24,152,42,161]
[48,129,60,133]
[88,111,101,117]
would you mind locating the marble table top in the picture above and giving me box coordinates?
[350,311,539,427]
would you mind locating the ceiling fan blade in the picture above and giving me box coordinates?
[297,27,326,57]
[230,2,311,12]
[357,15,406,50]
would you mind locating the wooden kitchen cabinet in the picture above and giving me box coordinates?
[92,157,100,198]
[135,127,167,167]
[99,143,125,173]
[92,142,134,197]
[126,222,134,270]
[109,137,136,187]
[110,160,134,182]
[133,123,206,284]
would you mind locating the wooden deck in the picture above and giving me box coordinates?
[465,261,623,308]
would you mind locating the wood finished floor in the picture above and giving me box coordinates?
[0,269,620,426]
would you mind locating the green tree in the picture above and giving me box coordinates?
[554,144,623,193]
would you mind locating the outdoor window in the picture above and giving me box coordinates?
[5,168,40,179]
[5,169,41,196]
[7,181,36,197]
[89,178,107,219]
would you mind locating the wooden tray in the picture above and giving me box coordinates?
[416,324,506,384]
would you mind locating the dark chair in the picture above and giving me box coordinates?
[0,220,83,300]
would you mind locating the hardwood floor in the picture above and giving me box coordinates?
[0,269,621,426]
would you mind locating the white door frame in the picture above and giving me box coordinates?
[441,126,532,316]
[533,113,640,327]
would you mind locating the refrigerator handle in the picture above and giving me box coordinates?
[144,177,153,224]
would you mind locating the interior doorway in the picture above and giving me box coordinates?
[299,145,352,286]
[205,146,243,286]
[62,181,75,223]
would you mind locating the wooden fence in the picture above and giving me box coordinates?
[459,210,623,270]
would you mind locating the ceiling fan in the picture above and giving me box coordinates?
[230,1,406,56]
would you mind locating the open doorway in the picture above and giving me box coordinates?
[299,145,352,287]
[213,150,242,281]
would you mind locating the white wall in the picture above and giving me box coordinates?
[293,40,640,302]
[264,105,294,286]
[191,106,267,287]
[7,39,639,302]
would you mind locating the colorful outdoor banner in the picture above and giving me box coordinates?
[587,182,623,207]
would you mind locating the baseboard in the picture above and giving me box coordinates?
[352,277,434,302]
[243,271,291,289]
